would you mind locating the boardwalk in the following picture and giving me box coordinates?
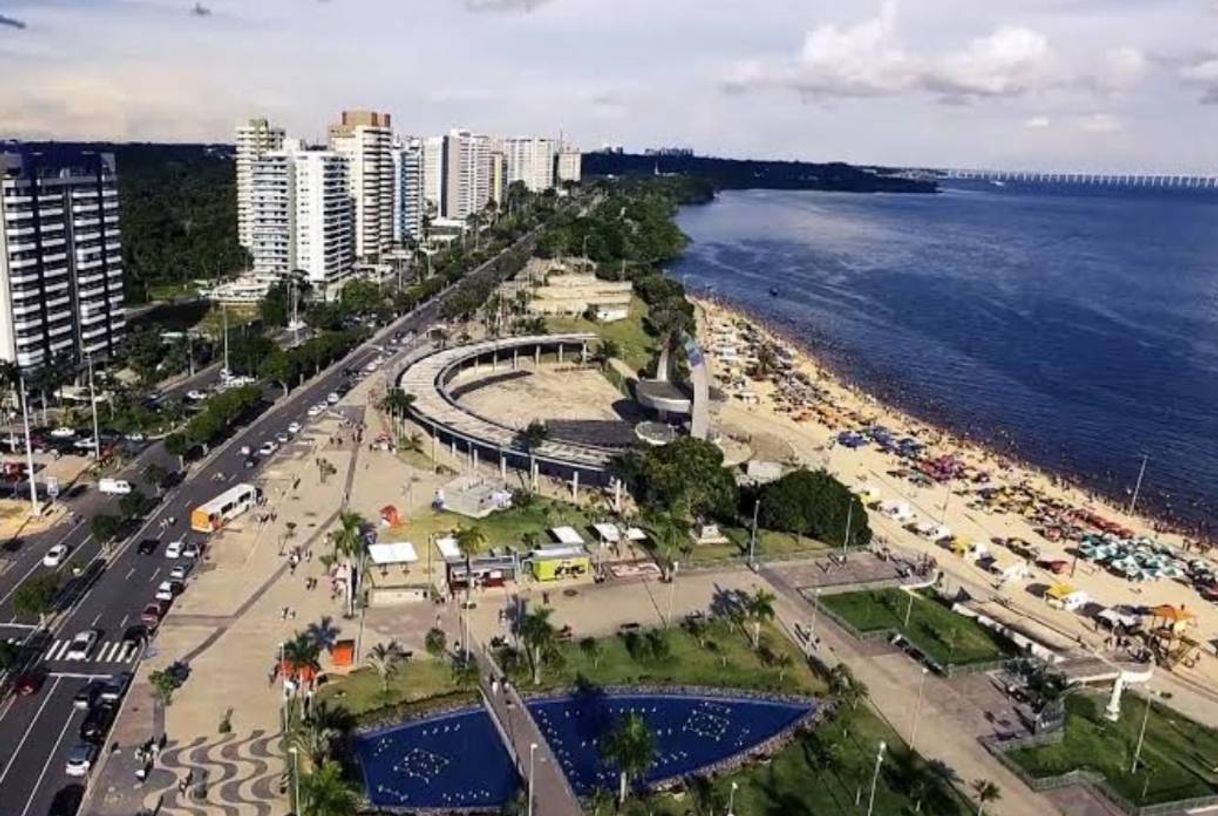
[474,642,584,816]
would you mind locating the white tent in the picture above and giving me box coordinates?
[435,536,462,561]
[592,523,621,544]
[368,541,419,565]
[550,526,585,546]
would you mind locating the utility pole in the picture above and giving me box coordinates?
[666,561,679,627]
[18,370,39,515]
[222,302,230,377]
[1128,454,1149,516]
[748,498,760,566]
[86,353,100,461]
[842,500,853,558]
[866,741,886,816]
[910,667,929,749]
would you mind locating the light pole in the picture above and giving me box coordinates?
[727,780,739,816]
[222,302,230,377]
[1128,453,1149,516]
[866,741,886,816]
[1131,688,1156,773]
[666,561,679,627]
[841,500,853,559]
[528,742,538,816]
[809,587,822,647]
[17,370,39,515]
[288,746,301,815]
[748,498,760,566]
[910,667,929,750]
[85,352,100,461]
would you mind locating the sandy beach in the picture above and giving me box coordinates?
[690,294,1218,723]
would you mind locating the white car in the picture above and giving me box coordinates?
[124,432,146,442]
[326,392,340,405]
[182,542,201,560]
[287,422,301,435]
[65,630,99,660]
[239,445,252,456]
[185,389,209,401]
[306,404,325,417]
[43,543,70,567]
[257,441,278,456]
[364,361,379,373]
[64,743,97,777]
[275,432,289,445]
[169,564,190,581]
[73,438,97,450]
[165,539,184,559]
[154,580,180,602]
[49,427,77,439]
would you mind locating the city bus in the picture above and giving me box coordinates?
[190,483,260,533]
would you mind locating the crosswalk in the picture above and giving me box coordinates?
[43,639,139,664]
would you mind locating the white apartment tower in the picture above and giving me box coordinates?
[556,146,582,185]
[421,136,444,219]
[441,129,491,220]
[391,138,424,244]
[503,137,556,192]
[0,149,126,367]
[327,110,393,261]
[248,140,354,286]
[293,149,354,285]
[235,118,285,250]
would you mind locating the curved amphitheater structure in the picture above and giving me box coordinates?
[395,333,626,488]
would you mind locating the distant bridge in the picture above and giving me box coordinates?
[931,168,1218,189]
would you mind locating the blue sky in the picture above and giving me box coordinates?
[0,0,1215,171]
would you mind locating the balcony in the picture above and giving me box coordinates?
[48,322,73,338]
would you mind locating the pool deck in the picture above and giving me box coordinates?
[475,641,584,816]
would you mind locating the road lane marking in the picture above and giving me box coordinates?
[118,614,128,628]
[148,567,160,583]
[90,612,102,627]
[18,696,77,816]
[124,567,135,579]
[45,639,69,661]
[0,676,60,785]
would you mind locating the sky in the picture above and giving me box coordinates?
[0,0,1215,172]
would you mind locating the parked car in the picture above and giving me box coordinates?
[154,580,181,602]
[124,432,146,442]
[15,669,45,695]
[47,784,84,816]
[306,404,325,417]
[165,539,184,559]
[120,626,146,650]
[169,564,190,581]
[65,630,99,661]
[72,438,98,451]
[43,543,70,567]
[239,445,252,456]
[182,542,202,560]
[257,441,278,457]
[326,392,340,405]
[141,600,169,628]
[99,672,132,703]
[79,704,114,741]
[275,433,289,445]
[287,422,301,435]
[64,743,97,777]
[72,681,103,710]
[49,427,76,439]
[185,390,208,401]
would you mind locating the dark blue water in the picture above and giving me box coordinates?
[353,693,814,808]
[671,184,1218,532]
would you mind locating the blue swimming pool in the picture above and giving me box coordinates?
[354,691,815,809]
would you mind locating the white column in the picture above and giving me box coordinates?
[493,352,498,372]
[1106,675,1125,722]
[451,439,457,457]
[558,343,564,364]
[571,470,579,501]
[500,452,507,479]
[513,349,519,369]
[614,478,622,514]
[534,345,540,367]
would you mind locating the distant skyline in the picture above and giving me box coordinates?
[0,0,1215,172]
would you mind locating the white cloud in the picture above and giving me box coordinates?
[1101,46,1146,90]
[1180,56,1218,102]
[927,26,1051,98]
[463,0,554,12]
[1077,112,1122,133]
[1024,115,1051,128]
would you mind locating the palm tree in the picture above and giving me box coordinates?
[365,641,405,694]
[298,759,360,816]
[593,339,621,370]
[518,606,557,685]
[600,712,657,805]
[281,632,321,683]
[450,652,480,687]
[331,511,367,616]
[747,588,777,650]
[972,779,1001,816]
[828,663,869,712]
[579,636,602,669]
[642,512,688,581]
[143,463,169,496]
[517,420,548,490]
[452,524,486,605]
[290,710,340,766]
[379,388,415,436]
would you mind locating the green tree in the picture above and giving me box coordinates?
[755,468,871,547]
[425,627,447,658]
[143,463,170,496]
[578,636,602,669]
[828,663,869,712]
[450,653,480,687]
[290,708,340,767]
[281,631,322,681]
[260,280,290,327]
[614,436,737,522]
[452,525,486,609]
[331,511,367,616]
[972,779,1001,816]
[119,489,150,520]
[641,512,689,581]
[12,574,60,622]
[600,712,657,805]
[260,350,297,397]
[90,514,123,548]
[519,606,557,685]
[164,432,190,467]
[149,667,182,706]
[593,339,621,369]
[365,641,405,695]
[298,759,360,816]
[746,588,776,650]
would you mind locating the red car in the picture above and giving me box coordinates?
[140,600,169,628]
[15,669,45,695]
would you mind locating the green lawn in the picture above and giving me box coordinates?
[1009,694,1218,806]
[622,702,971,816]
[546,295,655,372]
[821,589,1017,666]
[317,658,471,719]
[686,526,833,564]
[388,496,597,556]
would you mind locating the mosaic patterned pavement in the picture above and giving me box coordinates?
[138,729,285,816]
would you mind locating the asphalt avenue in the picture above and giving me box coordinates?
[0,231,535,816]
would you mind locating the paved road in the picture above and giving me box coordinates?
[0,230,537,816]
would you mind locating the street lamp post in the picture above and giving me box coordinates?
[288,746,300,815]
[866,741,886,816]
[727,780,739,816]
[748,498,760,566]
[666,561,679,627]
[910,667,929,749]
[1131,688,1156,773]
[528,742,538,816]
[17,370,39,515]
[86,352,101,461]
[809,587,822,648]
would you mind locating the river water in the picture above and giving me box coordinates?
[671,183,1218,532]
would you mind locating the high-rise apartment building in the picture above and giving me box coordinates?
[421,136,444,219]
[391,138,424,244]
[235,118,285,250]
[503,137,556,192]
[328,110,393,261]
[441,129,491,220]
[0,148,125,367]
[248,140,354,286]
[489,151,505,205]
[556,146,582,185]
[293,148,354,285]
